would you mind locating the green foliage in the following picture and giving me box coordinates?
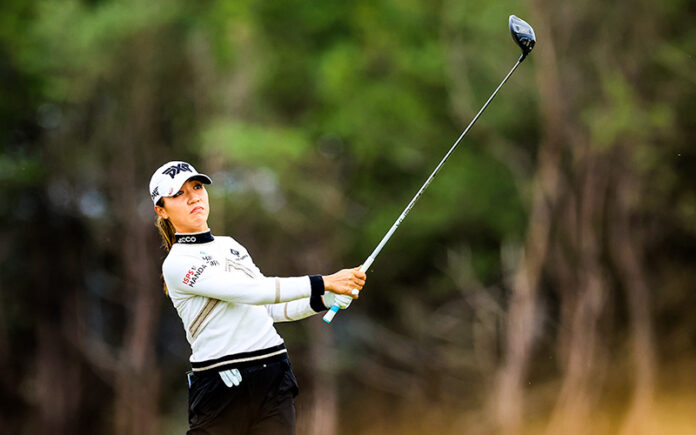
[584,73,672,155]
[202,120,311,168]
[0,155,43,184]
[13,0,181,101]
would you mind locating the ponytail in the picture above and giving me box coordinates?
[155,205,176,294]
[155,215,176,252]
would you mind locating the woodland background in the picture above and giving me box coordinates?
[1,0,695,434]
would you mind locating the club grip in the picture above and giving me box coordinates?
[322,260,373,324]
[322,304,340,323]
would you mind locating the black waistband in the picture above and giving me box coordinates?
[191,344,288,372]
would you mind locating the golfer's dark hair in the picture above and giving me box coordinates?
[155,198,175,294]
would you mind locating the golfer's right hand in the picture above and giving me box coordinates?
[322,267,366,299]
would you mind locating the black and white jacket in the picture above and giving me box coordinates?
[162,230,326,372]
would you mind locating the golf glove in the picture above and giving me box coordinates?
[323,291,353,310]
[219,368,242,387]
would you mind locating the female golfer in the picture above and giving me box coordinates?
[149,161,365,434]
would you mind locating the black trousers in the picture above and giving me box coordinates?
[187,359,299,435]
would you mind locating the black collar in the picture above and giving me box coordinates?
[175,230,214,244]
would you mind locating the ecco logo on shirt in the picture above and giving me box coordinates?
[179,236,197,243]
[183,264,207,287]
[162,163,192,179]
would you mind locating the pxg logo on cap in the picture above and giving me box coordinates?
[149,161,212,205]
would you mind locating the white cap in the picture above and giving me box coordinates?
[149,161,212,205]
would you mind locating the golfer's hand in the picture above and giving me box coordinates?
[323,267,366,299]
[322,291,353,309]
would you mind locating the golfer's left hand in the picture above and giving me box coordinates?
[323,291,354,309]
[322,267,366,299]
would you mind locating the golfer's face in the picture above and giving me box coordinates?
[161,179,210,233]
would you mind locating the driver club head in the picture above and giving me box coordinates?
[509,15,536,59]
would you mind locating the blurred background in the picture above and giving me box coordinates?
[1,0,695,434]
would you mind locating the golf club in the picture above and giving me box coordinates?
[324,15,536,323]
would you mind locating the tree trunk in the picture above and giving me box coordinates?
[545,157,609,435]
[307,321,338,435]
[35,321,82,435]
[111,31,163,434]
[610,159,656,435]
[493,3,566,431]
[297,247,338,435]
[110,146,162,435]
[31,213,86,435]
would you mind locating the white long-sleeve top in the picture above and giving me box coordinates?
[162,230,326,368]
